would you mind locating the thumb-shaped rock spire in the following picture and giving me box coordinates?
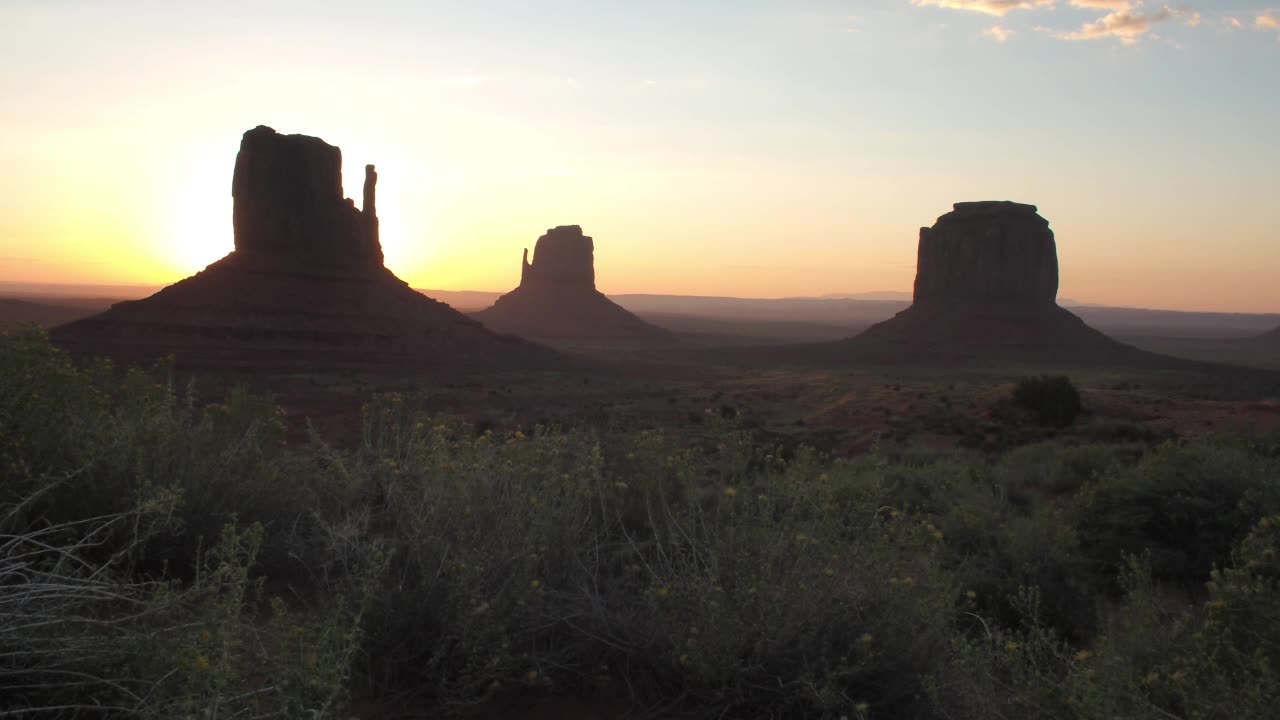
[520,225,595,290]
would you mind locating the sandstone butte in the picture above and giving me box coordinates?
[53,126,557,371]
[822,201,1163,366]
[473,225,665,341]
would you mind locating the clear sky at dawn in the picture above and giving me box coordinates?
[2,1,1278,312]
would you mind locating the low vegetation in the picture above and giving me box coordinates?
[3,328,1279,719]
[1013,374,1084,428]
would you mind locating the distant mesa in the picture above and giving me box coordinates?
[802,201,1161,366]
[1251,325,1280,346]
[53,126,556,371]
[473,225,666,341]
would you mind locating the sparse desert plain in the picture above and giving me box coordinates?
[6,3,1280,715]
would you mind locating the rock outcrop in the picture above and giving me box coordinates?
[474,226,664,341]
[806,202,1160,366]
[53,126,556,371]
[230,126,382,269]
[520,226,596,290]
[914,201,1058,305]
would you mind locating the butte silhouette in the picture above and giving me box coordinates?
[472,225,664,341]
[785,201,1163,367]
[53,126,555,371]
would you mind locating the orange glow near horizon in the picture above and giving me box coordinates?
[2,3,1278,314]
[2,130,1277,314]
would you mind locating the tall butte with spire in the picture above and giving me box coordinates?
[473,225,664,341]
[54,126,555,370]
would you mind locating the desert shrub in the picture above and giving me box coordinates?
[353,397,958,717]
[1072,441,1280,588]
[0,329,359,579]
[999,441,1141,503]
[1013,375,1084,428]
[9,330,1280,719]
[936,519,1280,720]
[1,331,380,718]
[0,499,380,719]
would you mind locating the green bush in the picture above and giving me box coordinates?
[7,330,1280,719]
[0,329,359,580]
[937,520,1280,720]
[1072,441,1280,587]
[1013,375,1084,428]
[355,398,956,717]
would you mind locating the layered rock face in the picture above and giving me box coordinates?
[474,226,663,341]
[520,226,596,290]
[914,201,1058,305]
[845,201,1155,366]
[53,126,555,371]
[231,126,382,269]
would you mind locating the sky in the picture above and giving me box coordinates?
[1,1,1278,312]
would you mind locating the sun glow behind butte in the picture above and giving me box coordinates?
[1,1,1278,312]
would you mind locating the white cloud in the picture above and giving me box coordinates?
[910,0,1055,16]
[1181,11,1201,27]
[983,25,1015,41]
[1069,0,1133,8]
[1257,12,1280,30]
[1224,16,1243,29]
[1056,8,1173,45]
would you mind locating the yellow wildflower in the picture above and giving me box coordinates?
[723,486,738,497]
[193,655,210,672]
[1073,650,1091,663]
[656,587,670,599]
[860,633,874,644]
[1005,641,1019,652]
